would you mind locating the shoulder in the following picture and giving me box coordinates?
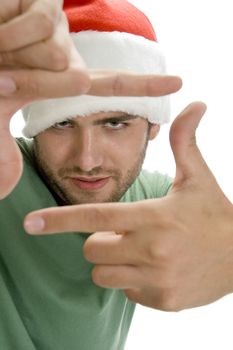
[139,169,173,197]
[1,138,57,212]
[16,137,35,165]
[121,169,173,202]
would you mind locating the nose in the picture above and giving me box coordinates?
[75,128,103,172]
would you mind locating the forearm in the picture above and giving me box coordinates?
[223,201,233,295]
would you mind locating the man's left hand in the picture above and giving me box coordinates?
[24,102,233,311]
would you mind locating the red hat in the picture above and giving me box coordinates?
[23,0,169,138]
[65,0,157,41]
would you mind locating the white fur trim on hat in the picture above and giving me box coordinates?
[22,31,170,138]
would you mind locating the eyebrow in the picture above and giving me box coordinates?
[93,114,139,125]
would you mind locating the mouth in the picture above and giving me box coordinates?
[69,176,110,190]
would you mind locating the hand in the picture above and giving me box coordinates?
[0,74,182,199]
[0,0,90,97]
[24,102,233,311]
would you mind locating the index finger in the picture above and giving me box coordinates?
[24,202,142,235]
[88,73,182,97]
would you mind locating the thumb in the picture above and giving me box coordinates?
[169,101,209,185]
[0,97,28,199]
[0,119,23,199]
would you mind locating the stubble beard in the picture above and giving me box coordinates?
[33,138,149,205]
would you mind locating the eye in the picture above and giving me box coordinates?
[52,120,73,129]
[105,121,128,130]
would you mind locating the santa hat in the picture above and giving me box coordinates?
[22,0,170,138]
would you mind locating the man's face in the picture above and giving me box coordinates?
[34,112,159,205]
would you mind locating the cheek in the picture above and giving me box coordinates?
[37,136,71,170]
[50,146,72,170]
[108,134,146,166]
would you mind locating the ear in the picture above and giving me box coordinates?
[148,123,160,140]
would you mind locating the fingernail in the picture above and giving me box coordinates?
[0,76,17,95]
[24,217,45,234]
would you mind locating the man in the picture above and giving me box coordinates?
[23,0,233,317]
[0,1,233,350]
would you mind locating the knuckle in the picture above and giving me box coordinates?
[145,244,158,262]
[68,69,91,94]
[112,75,124,96]
[88,206,110,229]
[83,237,96,262]
[18,71,43,98]
[91,266,103,285]
[0,34,10,51]
[144,77,153,96]
[0,30,15,51]
[35,11,55,38]
[145,241,169,264]
[23,75,39,97]
[0,51,14,65]
[47,45,69,70]
[159,289,180,312]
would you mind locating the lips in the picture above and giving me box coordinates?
[70,177,110,190]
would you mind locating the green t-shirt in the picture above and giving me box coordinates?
[0,138,172,350]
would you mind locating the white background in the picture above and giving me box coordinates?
[10,1,233,349]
